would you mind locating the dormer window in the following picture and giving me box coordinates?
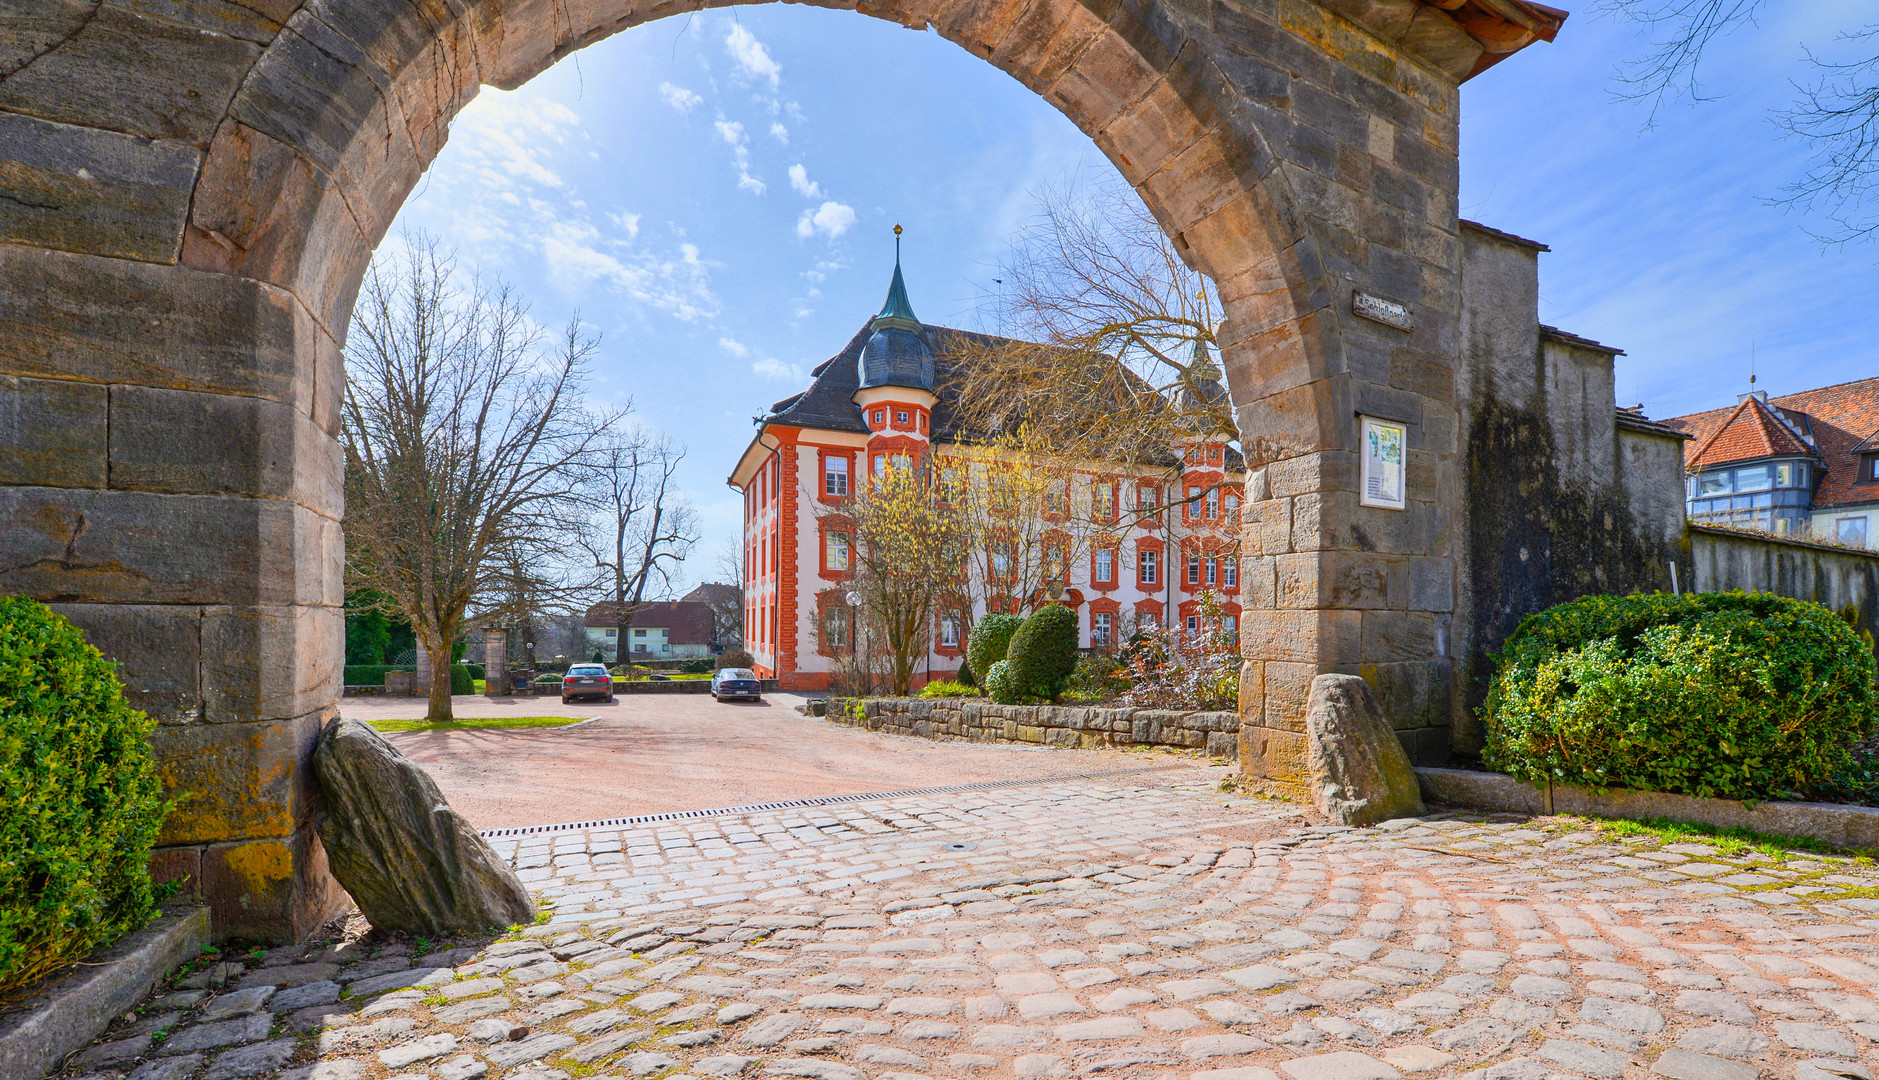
[873,409,885,425]
[896,410,909,424]
[1864,454,1879,483]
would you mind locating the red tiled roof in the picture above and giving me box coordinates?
[1663,376,1879,509]
[583,600,715,644]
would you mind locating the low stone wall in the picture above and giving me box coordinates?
[1690,523,1879,647]
[828,697,1238,757]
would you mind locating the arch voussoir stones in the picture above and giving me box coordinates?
[0,0,1565,935]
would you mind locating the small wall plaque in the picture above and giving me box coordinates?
[1353,291,1413,332]
[1359,415,1407,511]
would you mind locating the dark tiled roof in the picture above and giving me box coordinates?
[1460,219,1551,252]
[583,600,715,644]
[1663,376,1879,508]
[1540,325,1624,356]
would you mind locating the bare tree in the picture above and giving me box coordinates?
[578,432,699,661]
[343,233,618,721]
[819,459,969,696]
[699,535,746,651]
[1600,0,1879,242]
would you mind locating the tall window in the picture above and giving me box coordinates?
[1187,555,1201,585]
[1205,557,1218,586]
[823,606,852,650]
[1140,549,1158,585]
[1838,517,1869,546]
[1095,549,1114,584]
[1138,485,1160,521]
[824,454,849,496]
[1205,489,1220,520]
[1224,556,1238,588]
[1044,480,1069,517]
[1093,482,1116,520]
[1186,485,1202,520]
[992,541,1014,581]
[1092,612,1113,647]
[1185,614,1200,634]
[1044,542,1066,582]
[939,613,960,648]
[826,531,850,572]
[1224,493,1240,520]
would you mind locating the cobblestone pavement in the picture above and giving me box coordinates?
[62,768,1879,1080]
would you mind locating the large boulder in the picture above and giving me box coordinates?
[312,717,535,932]
[1305,674,1426,826]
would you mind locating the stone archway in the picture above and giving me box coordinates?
[0,0,1561,938]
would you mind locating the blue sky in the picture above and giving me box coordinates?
[387,3,1879,593]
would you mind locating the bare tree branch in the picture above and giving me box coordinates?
[1598,0,1767,118]
[1774,28,1879,243]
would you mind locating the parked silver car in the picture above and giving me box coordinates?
[561,663,615,704]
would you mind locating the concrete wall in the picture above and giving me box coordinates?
[830,697,1239,759]
[1691,524,1879,643]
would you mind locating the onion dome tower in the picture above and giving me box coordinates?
[853,225,938,458]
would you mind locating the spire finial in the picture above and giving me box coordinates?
[894,223,902,262]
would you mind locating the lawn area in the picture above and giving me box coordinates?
[367,716,589,734]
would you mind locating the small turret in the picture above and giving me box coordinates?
[856,226,935,393]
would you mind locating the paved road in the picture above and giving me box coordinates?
[344,692,1180,830]
[71,772,1879,1080]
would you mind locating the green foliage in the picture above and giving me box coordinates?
[342,664,414,686]
[965,614,1022,682]
[982,659,1019,705]
[1482,591,1878,801]
[919,680,979,699]
[716,648,756,671]
[1065,654,1129,703]
[956,658,975,687]
[680,658,714,674]
[343,590,413,665]
[1004,605,1080,702]
[449,664,475,696]
[0,597,169,995]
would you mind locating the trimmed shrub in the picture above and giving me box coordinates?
[956,658,975,687]
[344,663,406,686]
[1004,605,1080,702]
[463,662,485,681]
[983,659,1019,705]
[449,664,475,696]
[0,598,168,995]
[680,658,714,674]
[716,648,756,671]
[1482,591,1878,801]
[918,680,978,699]
[965,614,1022,682]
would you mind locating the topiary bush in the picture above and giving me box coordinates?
[0,598,169,996]
[449,664,475,696]
[982,659,1018,705]
[1482,590,1878,801]
[965,614,1022,685]
[1004,605,1080,703]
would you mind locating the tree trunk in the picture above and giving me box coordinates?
[426,641,454,722]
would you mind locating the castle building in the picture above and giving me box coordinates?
[726,252,1245,691]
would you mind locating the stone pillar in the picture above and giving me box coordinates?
[484,628,508,698]
[0,246,349,943]
[414,648,433,696]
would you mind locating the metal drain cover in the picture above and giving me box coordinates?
[942,842,976,852]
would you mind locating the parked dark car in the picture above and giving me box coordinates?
[711,668,761,702]
[561,663,615,704]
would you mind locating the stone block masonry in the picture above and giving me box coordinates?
[828,697,1238,757]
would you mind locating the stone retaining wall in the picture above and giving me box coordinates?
[828,697,1237,758]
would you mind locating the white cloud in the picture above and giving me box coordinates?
[714,118,765,195]
[725,25,781,89]
[738,173,766,195]
[752,356,806,381]
[714,119,747,147]
[787,164,822,199]
[659,82,704,114]
[770,122,790,145]
[719,337,751,357]
[795,201,857,240]
[609,212,641,238]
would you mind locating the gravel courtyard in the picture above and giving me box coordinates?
[343,693,1172,830]
[55,745,1879,1080]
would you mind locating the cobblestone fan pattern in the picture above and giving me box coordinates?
[61,776,1879,1080]
[828,701,1239,760]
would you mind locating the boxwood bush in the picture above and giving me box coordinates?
[1482,591,1877,801]
[1001,605,1080,704]
[982,659,1018,705]
[965,614,1022,685]
[0,598,169,995]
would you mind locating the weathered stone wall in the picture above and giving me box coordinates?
[1447,223,1689,757]
[1691,524,1879,646]
[830,697,1239,758]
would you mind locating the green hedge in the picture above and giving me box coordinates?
[449,664,474,696]
[966,614,1022,685]
[344,664,409,686]
[0,598,168,995]
[1482,591,1878,801]
[992,606,1079,704]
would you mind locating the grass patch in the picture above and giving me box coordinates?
[367,716,587,733]
[1569,813,1839,858]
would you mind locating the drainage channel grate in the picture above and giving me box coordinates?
[478,764,1181,838]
